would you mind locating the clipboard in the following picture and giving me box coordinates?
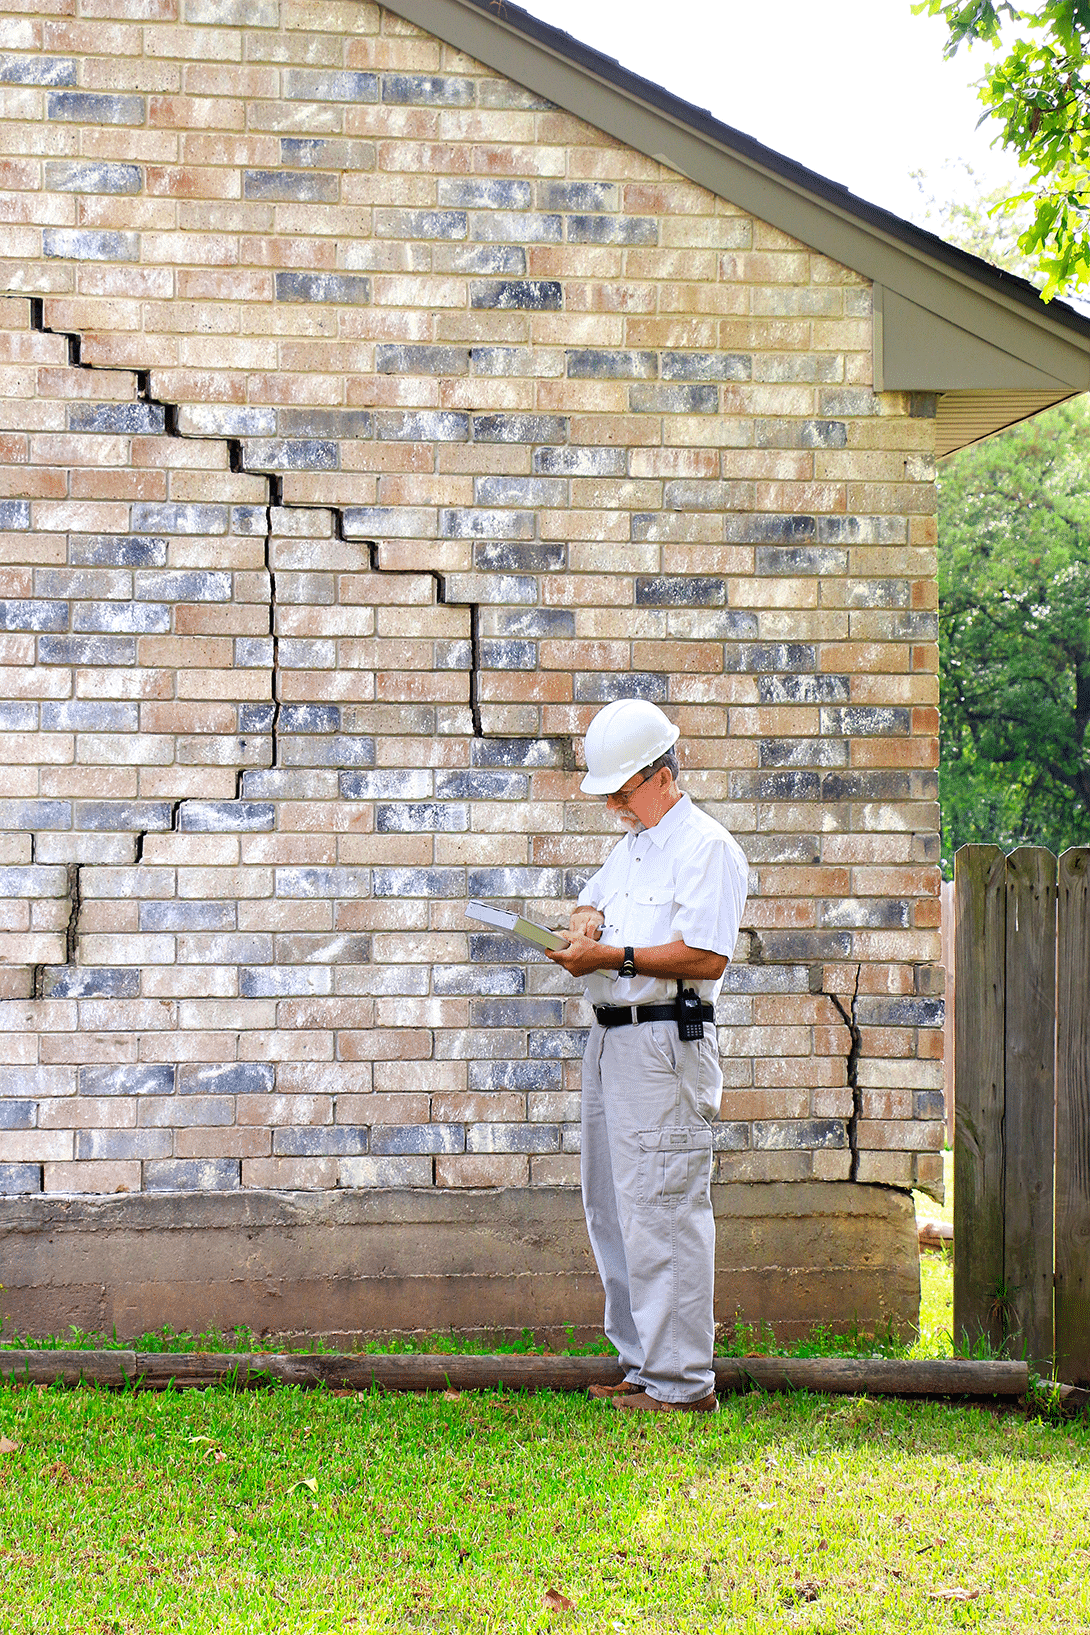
[465,899,567,953]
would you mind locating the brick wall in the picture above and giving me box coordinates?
[0,0,944,1204]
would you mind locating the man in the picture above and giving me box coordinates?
[548,698,748,1414]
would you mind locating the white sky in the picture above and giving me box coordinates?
[521,0,1018,225]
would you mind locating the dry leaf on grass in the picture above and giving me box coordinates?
[929,1587,981,1602]
[0,1437,17,1455]
[543,1587,576,1612]
[288,1477,318,1495]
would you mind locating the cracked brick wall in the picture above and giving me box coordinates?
[0,1,944,1205]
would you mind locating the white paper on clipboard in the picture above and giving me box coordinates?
[465,899,567,953]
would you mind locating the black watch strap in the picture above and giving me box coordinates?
[619,945,636,978]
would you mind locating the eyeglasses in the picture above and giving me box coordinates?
[605,769,655,806]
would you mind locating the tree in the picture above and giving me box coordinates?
[938,395,1090,870]
[917,0,1090,296]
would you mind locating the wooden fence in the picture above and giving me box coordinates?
[954,845,1090,1383]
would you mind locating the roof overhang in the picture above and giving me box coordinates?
[390,0,1090,456]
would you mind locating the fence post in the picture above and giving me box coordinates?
[1056,847,1090,1386]
[1003,847,1057,1369]
[954,845,1006,1352]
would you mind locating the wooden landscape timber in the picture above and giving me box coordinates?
[0,1349,1029,1400]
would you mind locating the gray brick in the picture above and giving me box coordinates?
[758,674,850,704]
[44,159,141,193]
[140,1095,234,1128]
[473,414,568,444]
[819,898,909,928]
[0,1163,41,1194]
[475,544,566,574]
[434,1030,526,1062]
[819,771,913,801]
[340,770,431,800]
[467,867,561,898]
[630,383,718,414]
[0,800,70,830]
[837,580,911,610]
[821,706,912,737]
[67,402,164,434]
[374,209,467,240]
[43,229,140,261]
[282,69,378,102]
[474,476,566,507]
[47,90,144,123]
[722,644,816,674]
[573,672,667,704]
[281,704,340,734]
[243,438,338,471]
[132,502,228,535]
[80,1065,175,1098]
[818,388,881,416]
[69,534,167,567]
[376,803,469,833]
[487,607,573,636]
[36,567,130,600]
[754,1120,846,1151]
[471,280,562,310]
[382,74,475,105]
[244,169,337,201]
[470,1059,561,1091]
[914,1090,946,1120]
[818,518,910,548]
[566,349,657,379]
[41,967,139,998]
[276,932,370,964]
[756,418,847,449]
[178,1063,275,1096]
[661,352,751,381]
[376,344,469,375]
[144,1159,240,1191]
[177,933,272,965]
[0,865,68,897]
[760,739,849,769]
[468,345,541,375]
[751,771,820,801]
[438,245,526,275]
[473,211,561,243]
[0,1100,35,1130]
[341,505,434,538]
[0,600,67,632]
[467,1123,560,1154]
[240,966,332,997]
[73,800,172,832]
[857,997,944,1029]
[274,1126,368,1156]
[134,571,231,602]
[376,411,469,442]
[0,702,36,730]
[722,515,818,544]
[635,576,725,607]
[438,178,531,209]
[756,546,847,576]
[40,701,138,732]
[470,737,566,768]
[372,867,463,899]
[280,137,375,170]
[468,933,530,964]
[371,1123,464,1155]
[0,500,30,530]
[232,506,270,535]
[275,271,371,305]
[1,54,76,84]
[479,639,536,670]
[567,215,656,244]
[279,735,376,769]
[76,1130,171,1161]
[434,964,525,996]
[472,999,564,1028]
[440,513,536,545]
[533,445,624,476]
[277,409,373,439]
[276,867,370,898]
[72,602,169,635]
[186,0,278,21]
[139,902,235,931]
[667,610,756,639]
[434,771,527,800]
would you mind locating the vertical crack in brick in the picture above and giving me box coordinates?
[826,963,863,1181]
[265,475,283,767]
[64,862,82,966]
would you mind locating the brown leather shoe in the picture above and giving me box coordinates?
[587,1381,645,1400]
[612,1390,718,1414]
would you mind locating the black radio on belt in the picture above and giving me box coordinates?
[674,980,705,1041]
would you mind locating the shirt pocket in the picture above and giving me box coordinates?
[623,884,674,948]
[637,1124,713,1207]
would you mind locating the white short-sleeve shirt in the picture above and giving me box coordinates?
[576,793,749,1009]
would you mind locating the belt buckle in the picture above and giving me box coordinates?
[629,1006,638,1026]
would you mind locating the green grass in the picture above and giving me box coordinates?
[2,1372,1088,1633]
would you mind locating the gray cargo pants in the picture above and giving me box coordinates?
[581,1017,721,1404]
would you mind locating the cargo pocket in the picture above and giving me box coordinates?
[637,1124,713,1206]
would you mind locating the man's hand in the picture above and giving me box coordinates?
[547,932,618,978]
[569,906,604,941]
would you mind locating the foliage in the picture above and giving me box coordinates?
[937,395,1090,870]
[915,0,1090,296]
[912,159,1039,278]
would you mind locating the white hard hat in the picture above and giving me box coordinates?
[580,699,680,794]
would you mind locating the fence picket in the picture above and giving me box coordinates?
[1003,847,1057,1368]
[1056,848,1090,1386]
[954,845,1007,1352]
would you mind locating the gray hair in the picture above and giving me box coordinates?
[641,746,678,781]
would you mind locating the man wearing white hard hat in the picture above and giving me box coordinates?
[548,699,748,1414]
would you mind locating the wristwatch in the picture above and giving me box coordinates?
[619,946,636,979]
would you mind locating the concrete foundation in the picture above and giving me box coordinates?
[0,1183,920,1346]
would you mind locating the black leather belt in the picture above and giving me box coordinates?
[593,1001,715,1030]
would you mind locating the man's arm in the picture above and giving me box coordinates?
[547,936,727,981]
